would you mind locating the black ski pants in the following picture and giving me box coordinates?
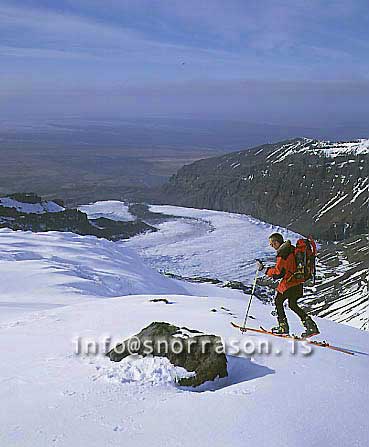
[275,284,307,322]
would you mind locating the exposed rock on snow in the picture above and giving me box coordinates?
[107,322,228,387]
[163,272,222,284]
[0,193,156,241]
[149,298,172,304]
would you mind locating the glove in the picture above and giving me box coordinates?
[255,259,265,272]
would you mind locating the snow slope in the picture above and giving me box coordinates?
[125,205,299,282]
[0,226,368,447]
[265,137,369,162]
[0,228,187,324]
[0,197,64,214]
[125,205,368,330]
[78,200,134,221]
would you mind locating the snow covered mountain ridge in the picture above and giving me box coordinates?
[161,137,369,241]
[264,137,369,162]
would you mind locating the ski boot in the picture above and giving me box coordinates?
[271,318,289,335]
[301,317,320,338]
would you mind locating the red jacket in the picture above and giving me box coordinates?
[266,240,304,293]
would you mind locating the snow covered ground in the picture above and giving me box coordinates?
[0,228,187,325]
[0,221,368,447]
[0,197,64,214]
[125,205,300,283]
[78,200,135,221]
[124,205,369,330]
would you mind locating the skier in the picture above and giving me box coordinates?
[256,232,320,337]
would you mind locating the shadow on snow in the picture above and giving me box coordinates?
[179,355,274,393]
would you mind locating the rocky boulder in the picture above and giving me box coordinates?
[106,322,228,387]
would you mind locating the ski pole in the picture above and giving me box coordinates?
[242,268,259,331]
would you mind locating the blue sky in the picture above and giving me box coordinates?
[1,0,369,128]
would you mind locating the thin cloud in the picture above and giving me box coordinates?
[0,45,98,60]
[0,0,368,128]
[0,2,249,66]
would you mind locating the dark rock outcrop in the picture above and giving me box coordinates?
[88,217,155,241]
[7,192,44,204]
[162,273,272,303]
[149,298,171,304]
[0,193,156,241]
[106,322,228,387]
[128,203,180,225]
[162,271,222,284]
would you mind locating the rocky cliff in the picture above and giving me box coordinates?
[162,138,369,241]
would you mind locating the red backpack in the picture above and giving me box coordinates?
[290,236,317,286]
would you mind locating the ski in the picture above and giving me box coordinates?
[230,322,355,356]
